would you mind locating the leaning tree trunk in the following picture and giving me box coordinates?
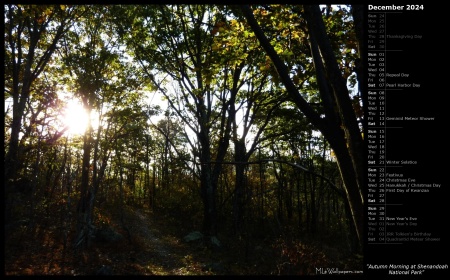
[240,5,365,252]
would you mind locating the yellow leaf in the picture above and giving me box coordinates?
[212,43,220,51]
[205,76,211,86]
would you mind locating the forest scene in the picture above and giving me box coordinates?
[4,4,365,275]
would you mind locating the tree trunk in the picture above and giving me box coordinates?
[74,111,94,249]
[240,5,364,251]
[198,128,217,237]
[233,140,247,234]
[309,173,317,235]
[200,159,217,236]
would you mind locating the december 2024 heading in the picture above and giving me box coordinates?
[368,4,424,10]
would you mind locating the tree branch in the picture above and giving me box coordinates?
[203,158,344,197]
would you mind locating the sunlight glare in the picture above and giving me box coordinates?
[63,100,89,135]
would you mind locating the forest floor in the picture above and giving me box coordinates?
[4,202,363,276]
